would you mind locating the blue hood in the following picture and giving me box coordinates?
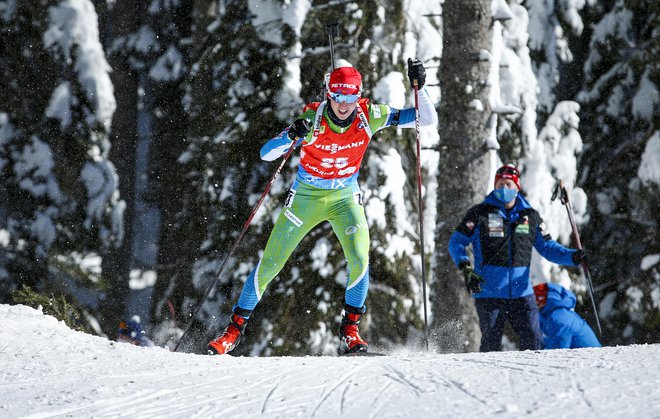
[542,283,576,313]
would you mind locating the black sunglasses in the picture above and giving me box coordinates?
[497,166,519,176]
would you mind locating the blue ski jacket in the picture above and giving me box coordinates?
[448,191,578,299]
[540,283,601,349]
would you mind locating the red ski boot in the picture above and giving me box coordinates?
[208,314,247,355]
[339,305,368,354]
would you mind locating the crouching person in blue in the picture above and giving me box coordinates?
[448,164,585,352]
[533,283,601,349]
[117,316,155,347]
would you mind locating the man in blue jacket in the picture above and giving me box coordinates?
[448,164,584,352]
[533,282,601,349]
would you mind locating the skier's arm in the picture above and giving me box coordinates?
[392,88,437,128]
[532,214,577,266]
[448,231,471,267]
[260,112,314,161]
[534,229,577,266]
[260,131,302,161]
[370,88,437,134]
[448,206,480,267]
[370,58,437,133]
[396,58,437,128]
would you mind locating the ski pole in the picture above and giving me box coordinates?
[412,67,430,350]
[326,23,338,71]
[552,180,603,337]
[174,141,298,352]
[321,23,339,101]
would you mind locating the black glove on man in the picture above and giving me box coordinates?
[288,118,311,140]
[459,261,485,294]
[407,58,426,89]
[572,249,586,265]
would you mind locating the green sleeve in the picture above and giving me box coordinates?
[367,103,391,133]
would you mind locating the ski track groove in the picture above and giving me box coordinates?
[429,374,490,407]
[95,386,198,416]
[368,381,392,419]
[573,375,594,410]
[460,358,548,377]
[494,358,568,371]
[260,376,283,415]
[449,378,491,406]
[150,381,248,419]
[311,362,369,417]
[57,376,231,418]
[340,382,350,417]
[385,365,423,397]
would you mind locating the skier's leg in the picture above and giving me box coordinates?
[236,188,321,311]
[328,189,370,309]
[474,298,506,352]
[508,295,543,350]
[329,189,370,354]
[210,187,322,355]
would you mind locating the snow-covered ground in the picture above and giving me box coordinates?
[1,304,659,418]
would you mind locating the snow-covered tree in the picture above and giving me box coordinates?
[0,1,121,319]
[577,0,660,344]
[133,0,195,348]
[94,0,142,337]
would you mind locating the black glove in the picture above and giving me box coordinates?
[407,58,426,89]
[288,118,311,140]
[572,249,586,265]
[459,261,485,294]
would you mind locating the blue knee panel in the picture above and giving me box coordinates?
[237,268,259,311]
[345,266,369,308]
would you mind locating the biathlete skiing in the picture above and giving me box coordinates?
[208,59,437,355]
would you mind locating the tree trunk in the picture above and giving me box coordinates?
[98,1,141,338]
[432,0,493,353]
[149,1,203,342]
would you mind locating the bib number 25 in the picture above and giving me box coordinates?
[320,157,356,176]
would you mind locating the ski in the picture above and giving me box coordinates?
[339,351,387,357]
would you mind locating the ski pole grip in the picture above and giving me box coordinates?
[326,22,339,37]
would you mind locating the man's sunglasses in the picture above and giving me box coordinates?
[328,92,360,104]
